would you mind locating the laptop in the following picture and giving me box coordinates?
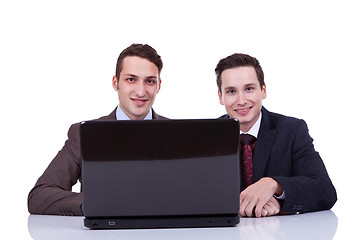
[80,119,240,229]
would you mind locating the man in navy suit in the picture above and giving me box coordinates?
[215,53,337,218]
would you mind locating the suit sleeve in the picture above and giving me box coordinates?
[272,120,337,214]
[27,123,83,216]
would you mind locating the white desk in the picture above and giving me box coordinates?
[27,210,337,240]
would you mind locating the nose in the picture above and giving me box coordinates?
[135,82,146,97]
[236,93,247,106]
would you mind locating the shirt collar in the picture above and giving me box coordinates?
[116,105,152,120]
[240,112,262,138]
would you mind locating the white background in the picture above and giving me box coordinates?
[1,0,359,239]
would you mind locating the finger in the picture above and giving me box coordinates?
[271,201,281,215]
[264,198,280,216]
[261,208,268,217]
[254,198,268,218]
[263,203,275,216]
[255,204,263,218]
[240,200,255,217]
[245,197,258,217]
[240,197,257,217]
[239,192,254,217]
[239,190,248,204]
[239,196,250,217]
[272,197,281,209]
[268,197,281,212]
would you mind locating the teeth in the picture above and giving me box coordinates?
[235,107,251,115]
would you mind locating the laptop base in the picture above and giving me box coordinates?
[84,215,240,229]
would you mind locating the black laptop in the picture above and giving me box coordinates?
[80,119,240,229]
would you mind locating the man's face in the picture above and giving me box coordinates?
[112,56,161,120]
[218,66,266,132]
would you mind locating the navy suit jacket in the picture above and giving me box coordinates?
[221,107,337,214]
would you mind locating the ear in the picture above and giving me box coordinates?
[112,75,118,91]
[218,90,224,105]
[261,84,267,100]
[157,78,162,93]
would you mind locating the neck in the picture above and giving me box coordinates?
[239,112,262,137]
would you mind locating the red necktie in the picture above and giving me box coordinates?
[240,134,256,190]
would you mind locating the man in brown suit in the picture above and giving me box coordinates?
[28,44,167,216]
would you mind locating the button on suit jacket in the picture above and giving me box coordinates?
[221,107,337,214]
[28,108,167,216]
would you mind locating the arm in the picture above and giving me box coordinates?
[28,123,83,216]
[273,119,337,214]
[239,118,336,217]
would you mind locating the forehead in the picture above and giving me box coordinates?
[221,66,259,88]
[120,56,159,76]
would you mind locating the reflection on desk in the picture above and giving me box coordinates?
[28,210,337,240]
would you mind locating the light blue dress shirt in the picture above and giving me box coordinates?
[115,105,153,120]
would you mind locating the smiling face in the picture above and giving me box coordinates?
[218,66,266,132]
[112,56,161,120]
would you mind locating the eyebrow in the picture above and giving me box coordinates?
[124,74,138,78]
[123,74,157,79]
[223,83,257,91]
[224,86,236,91]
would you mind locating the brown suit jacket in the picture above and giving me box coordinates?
[28,108,167,216]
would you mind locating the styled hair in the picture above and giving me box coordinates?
[215,53,265,92]
[115,44,163,80]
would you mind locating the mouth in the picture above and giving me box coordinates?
[234,106,253,116]
[131,98,149,107]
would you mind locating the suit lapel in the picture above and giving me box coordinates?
[152,109,160,119]
[108,108,117,120]
[152,108,167,120]
[253,107,276,181]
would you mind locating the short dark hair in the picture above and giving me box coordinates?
[115,43,163,80]
[215,53,265,93]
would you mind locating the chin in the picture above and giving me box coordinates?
[231,113,248,121]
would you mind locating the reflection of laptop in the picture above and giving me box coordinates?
[80,119,240,229]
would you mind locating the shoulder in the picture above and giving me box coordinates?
[263,108,307,130]
[262,108,313,149]
[262,108,315,154]
[97,108,117,120]
[218,114,230,119]
[67,108,117,136]
[261,107,311,143]
[156,114,168,120]
[152,109,169,120]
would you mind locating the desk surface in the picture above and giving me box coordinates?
[27,210,339,240]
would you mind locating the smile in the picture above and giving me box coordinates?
[235,107,252,116]
[131,98,148,107]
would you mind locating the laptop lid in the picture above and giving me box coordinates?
[80,119,240,228]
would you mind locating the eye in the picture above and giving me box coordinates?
[127,78,135,82]
[226,89,236,94]
[146,79,157,85]
[246,87,254,92]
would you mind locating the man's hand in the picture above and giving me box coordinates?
[239,177,283,218]
[261,196,281,217]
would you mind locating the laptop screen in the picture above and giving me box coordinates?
[81,119,240,218]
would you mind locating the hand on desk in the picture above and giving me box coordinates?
[240,177,283,218]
